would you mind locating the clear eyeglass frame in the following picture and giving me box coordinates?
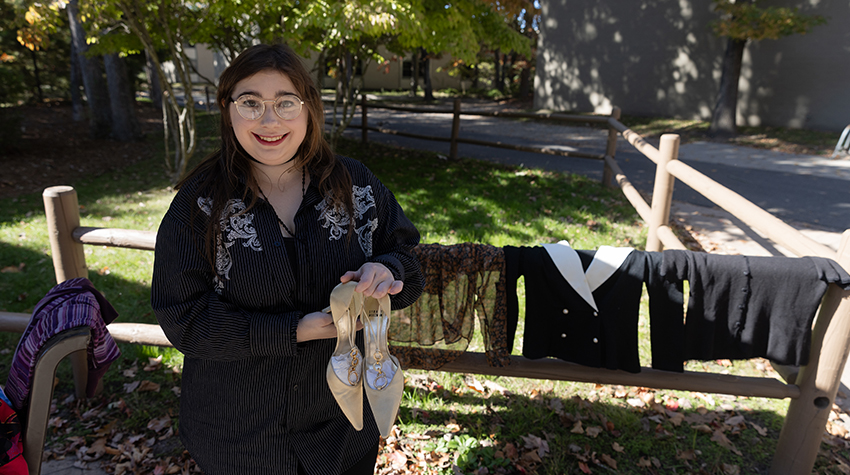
[231,94,304,121]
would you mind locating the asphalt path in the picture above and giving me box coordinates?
[338,107,849,232]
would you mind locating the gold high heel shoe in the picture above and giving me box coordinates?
[327,281,365,430]
[362,294,404,437]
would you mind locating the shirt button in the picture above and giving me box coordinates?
[562,308,569,314]
[561,333,567,338]
[593,311,598,317]
[742,288,748,293]
[743,270,750,276]
[738,304,745,309]
[293,384,298,391]
[592,338,599,344]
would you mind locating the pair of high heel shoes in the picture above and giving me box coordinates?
[326,281,404,437]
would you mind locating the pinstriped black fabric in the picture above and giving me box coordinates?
[151,156,423,475]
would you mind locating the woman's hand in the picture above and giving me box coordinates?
[297,311,365,342]
[340,262,404,300]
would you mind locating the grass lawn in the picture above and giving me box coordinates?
[0,109,847,474]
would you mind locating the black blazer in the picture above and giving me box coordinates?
[506,246,646,373]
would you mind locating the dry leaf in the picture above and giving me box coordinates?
[637,457,652,467]
[627,398,644,408]
[147,416,172,432]
[651,457,661,468]
[725,415,745,426]
[585,426,603,438]
[144,355,163,372]
[571,421,584,434]
[521,434,549,458]
[612,442,624,453]
[668,412,685,426]
[386,450,407,470]
[503,443,518,459]
[692,423,713,434]
[676,449,696,461]
[0,263,24,273]
[722,463,741,474]
[521,450,543,463]
[578,461,592,473]
[600,453,617,469]
[138,380,161,392]
[711,429,743,456]
[123,381,140,394]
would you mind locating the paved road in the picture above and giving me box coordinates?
[339,105,850,233]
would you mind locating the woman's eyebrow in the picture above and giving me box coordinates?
[234,90,299,98]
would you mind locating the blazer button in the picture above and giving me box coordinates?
[561,333,567,338]
[274,241,282,247]
[592,338,599,344]
[562,308,569,314]
[742,288,748,293]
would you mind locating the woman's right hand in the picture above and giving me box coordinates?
[296,311,364,342]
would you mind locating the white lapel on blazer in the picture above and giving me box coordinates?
[585,246,634,291]
[542,241,598,311]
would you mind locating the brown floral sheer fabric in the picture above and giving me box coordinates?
[389,243,512,370]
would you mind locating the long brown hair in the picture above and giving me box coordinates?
[179,43,354,272]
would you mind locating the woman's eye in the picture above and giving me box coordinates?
[280,100,295,109]
[243,99,260,108]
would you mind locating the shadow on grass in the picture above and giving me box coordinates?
[398,384,792,475]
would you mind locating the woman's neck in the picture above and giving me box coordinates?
[252,161,301,194]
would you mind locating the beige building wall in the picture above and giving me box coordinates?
[535,0,850,132]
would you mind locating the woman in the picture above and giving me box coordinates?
[151,43,423,474]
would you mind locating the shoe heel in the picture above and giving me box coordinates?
[362,294,404,437]
[327,282,365,430]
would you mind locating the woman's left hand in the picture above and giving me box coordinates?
[340,262,403,299]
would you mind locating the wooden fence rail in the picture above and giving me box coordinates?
[2,100,849,474]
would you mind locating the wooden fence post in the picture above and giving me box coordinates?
[43,186,88,283]
[361,93,368,144]
[602,106,621,188]
[450,97,461,160]
[43,185,90,404]
[646,134,679,252]
[771,231,850,474]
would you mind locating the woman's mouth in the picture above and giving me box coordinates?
[253,133,288,145]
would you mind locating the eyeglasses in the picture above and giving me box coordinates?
[231,94,304,121]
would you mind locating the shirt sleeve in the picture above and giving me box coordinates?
[365,169,425,310]
[151,185,301,361]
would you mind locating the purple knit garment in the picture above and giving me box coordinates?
[4,278,121,412]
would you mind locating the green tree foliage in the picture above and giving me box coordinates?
[709,0,826,135]
[711,0,826,41]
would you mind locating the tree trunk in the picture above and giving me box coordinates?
[710,37,746,136]
[30,49,43,103]
[104,53,142,141]
[410,51,419,97]
[144,50,162,110]
[315,49,326,91]
[494,48,503,92]
[70,40,83,121]
[422,49,433,101]
[66,0,112,138]
[519,65,531,99]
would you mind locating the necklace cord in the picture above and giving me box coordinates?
[258,167,305,237]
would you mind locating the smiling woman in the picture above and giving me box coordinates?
[150,44,424,475]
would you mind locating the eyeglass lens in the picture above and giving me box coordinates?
[234,94,303,120]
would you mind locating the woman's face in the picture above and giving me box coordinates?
[228,70,309,168]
